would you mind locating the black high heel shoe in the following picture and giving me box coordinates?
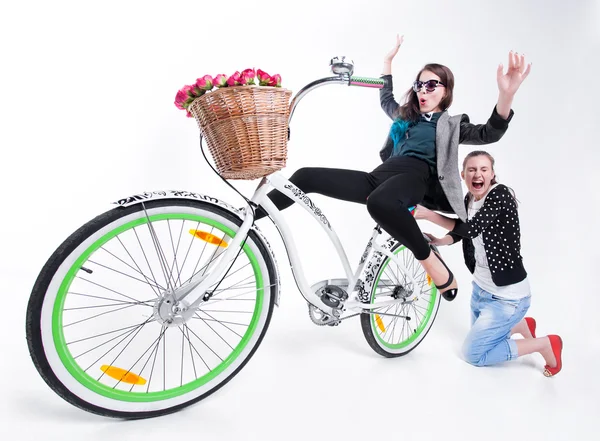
[430,248,458,302]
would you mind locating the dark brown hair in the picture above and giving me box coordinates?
[395,63,455,122]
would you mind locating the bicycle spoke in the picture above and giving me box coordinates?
[373,290,395,297]
[64,303,147,328]
[68,323,149,345]
[185,230,227,285]
[185,325,198,380]
[177,221,202,288]
[76,276,144,304]
[145,325,167,393]
[63,299,154,311]
[185,325,224,363]
[173,220,186,287]
[73,321,149,360]
[104,241,165,295]
[133,227,163,296]
[207,273,257,299]
[127,326,164,393]
[163,327,166,391]
[191,317,250,327]
[166,219,184,291]
[195,310,244,339]
[83,317,153,373]
[114,326,173,390]
[411,302,430,314]
[410,304,424,330]
[180,325,211,371]
[202,288,261,306]
[87,259,163,295]
[197,316,235,351]
[206,263,252,290]
[185,225,213,286]
[200,233,227,278]
[68,291,152,305]
[97,318,153,382]
[142,204,175,292]
[115,236,165,294]
[180,324,185,387]
[380,305,398,339]
[183,324,198,379]
[390,306,400,341]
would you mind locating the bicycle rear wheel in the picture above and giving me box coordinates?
[360,241,440,357]
[26,199,277,418]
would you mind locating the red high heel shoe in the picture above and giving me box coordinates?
[543,335,563,377]
[525,317,536,338]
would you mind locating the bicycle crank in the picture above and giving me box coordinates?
[308,304,341,327]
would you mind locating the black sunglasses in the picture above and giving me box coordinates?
[413,79,445,93]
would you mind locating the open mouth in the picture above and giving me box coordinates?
[420,98,427,106]
[472,181,484,190]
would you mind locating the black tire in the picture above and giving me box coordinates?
[26,199,278,419]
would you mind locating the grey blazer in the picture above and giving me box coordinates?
[379,75,514,221]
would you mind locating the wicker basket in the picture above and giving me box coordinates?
[188,86,292,180]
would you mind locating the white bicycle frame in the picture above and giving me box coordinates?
[173,63,424,315]
[174,172,420,315]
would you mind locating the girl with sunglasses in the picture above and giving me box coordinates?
[414,151,563,377]
[253,34,531,302]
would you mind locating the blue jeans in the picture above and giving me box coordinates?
[462,281,531,366]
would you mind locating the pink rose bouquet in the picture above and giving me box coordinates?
[175,67,282,117]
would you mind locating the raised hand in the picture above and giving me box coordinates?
[384,34,404,62]
[497,51,532,96]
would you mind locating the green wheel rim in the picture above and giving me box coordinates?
[371,246,437,349]
[52,212,264,402]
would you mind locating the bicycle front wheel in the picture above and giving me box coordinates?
[26,199,277,418]
[360,241,440,357]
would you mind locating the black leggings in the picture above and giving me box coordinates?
[255,156,452,260]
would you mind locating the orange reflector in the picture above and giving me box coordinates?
[189,230,228,247]
[100,365,147,385]
[427,274,432,286]
[375,314,386,333]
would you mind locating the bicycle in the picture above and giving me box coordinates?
[26,56,442,419]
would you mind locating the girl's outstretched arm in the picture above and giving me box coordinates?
[382,34,404,75]
[496,51,532,119]
[380,34,404,120]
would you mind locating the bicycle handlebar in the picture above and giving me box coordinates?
[348,76,386,88]
[288,56,386,124]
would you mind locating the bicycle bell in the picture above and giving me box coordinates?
[330,56,354,76]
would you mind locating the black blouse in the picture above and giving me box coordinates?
[448,184,527,286]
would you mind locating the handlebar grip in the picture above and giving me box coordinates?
[349,76,385,88]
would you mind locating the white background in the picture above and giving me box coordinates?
[1,0,599,439]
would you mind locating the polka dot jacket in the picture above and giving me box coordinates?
[447,184,527,286]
